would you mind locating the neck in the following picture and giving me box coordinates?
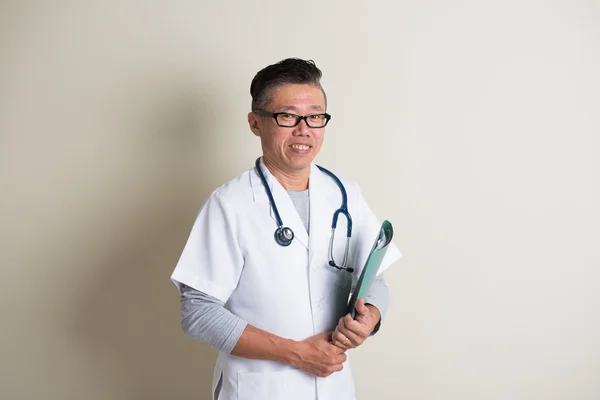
[262,157,309,191]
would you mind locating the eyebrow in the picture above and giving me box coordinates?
[276,105,325,113]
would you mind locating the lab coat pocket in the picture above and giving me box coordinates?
[237,368,312,400]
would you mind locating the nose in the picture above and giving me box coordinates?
[294,118,311,135]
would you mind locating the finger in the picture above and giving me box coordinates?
[344,313,367,332]
[354,306,371,324]
[331,331,344,348]
[355,298,370,316]
[331,363,344,373]
[333,317,350,339]
[332,324,342,337]
[345,313,372,335]
[321,363,344,377]
[337,324,363,347]
[331,340,349,352]
[336,318,358,345]
[342,314,372,341]
[341,314,356,330]
[332,330,343,343]
[334,351,347,364]
[328,348,348,363]
[332,324,344,339]
[332,330,351,349]
[355,314,369,326]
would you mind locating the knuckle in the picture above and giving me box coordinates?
[320,368,331,377]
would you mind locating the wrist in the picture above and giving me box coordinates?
[274,337,301,366]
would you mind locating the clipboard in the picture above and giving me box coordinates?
[346,220,394,319]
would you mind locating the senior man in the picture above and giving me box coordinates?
[171,58,401,400]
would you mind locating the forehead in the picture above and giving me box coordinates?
[268,84,325,110]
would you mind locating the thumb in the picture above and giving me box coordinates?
[355,298,369,316]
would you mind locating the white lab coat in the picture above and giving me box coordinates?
[171,158,401,400]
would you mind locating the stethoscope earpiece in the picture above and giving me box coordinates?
[274,226,294,246]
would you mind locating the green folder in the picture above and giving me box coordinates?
[346,220,394,319]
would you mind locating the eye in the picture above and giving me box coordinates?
[280,113,296,120]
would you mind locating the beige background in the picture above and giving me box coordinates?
[1,1,599,399]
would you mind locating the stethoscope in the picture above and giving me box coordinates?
[255,158,354,273]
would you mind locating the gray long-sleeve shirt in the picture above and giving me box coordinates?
[179,189,390,353]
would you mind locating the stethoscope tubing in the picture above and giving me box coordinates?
[315,164,352,238]
[254,157,354,272]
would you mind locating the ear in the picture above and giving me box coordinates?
[248,112,261,137]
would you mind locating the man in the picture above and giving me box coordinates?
[171,58,401,400]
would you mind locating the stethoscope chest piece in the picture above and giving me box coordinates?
[275,226,294,246]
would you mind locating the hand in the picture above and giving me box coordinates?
[331,298,380,350]
[288,332,347,377]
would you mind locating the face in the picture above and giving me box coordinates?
[248,84,326,176]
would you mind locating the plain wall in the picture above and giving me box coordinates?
[1,1,598,399]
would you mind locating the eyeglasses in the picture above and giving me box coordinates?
[254,109,331,128]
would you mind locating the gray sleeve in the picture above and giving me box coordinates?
[364,272,390,335]
[180,284,248,354]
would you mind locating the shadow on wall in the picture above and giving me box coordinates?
[71,79,233,400]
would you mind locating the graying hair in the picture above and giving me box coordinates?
[250,58,327,111]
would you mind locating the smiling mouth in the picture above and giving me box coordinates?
[290,144,311,150]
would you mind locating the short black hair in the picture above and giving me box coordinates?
[250,58,327,111]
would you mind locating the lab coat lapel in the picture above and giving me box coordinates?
[308,163,337,268]
[254,159,309,250]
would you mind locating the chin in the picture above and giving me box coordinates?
[288,158,314,170]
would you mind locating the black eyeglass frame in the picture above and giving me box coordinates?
[253,109,332,128]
